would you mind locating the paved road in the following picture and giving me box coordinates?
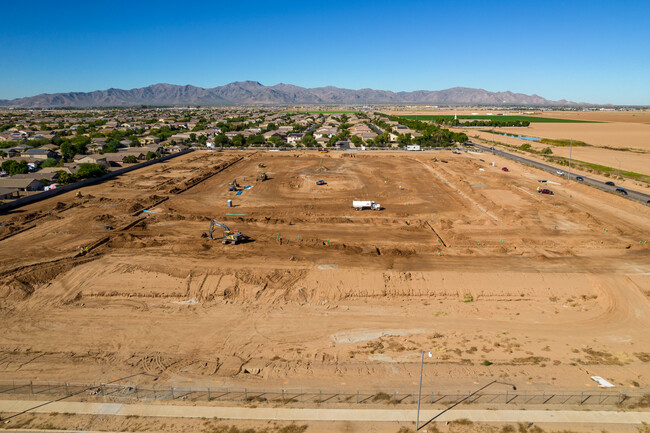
[1,399,649,425]
[471,142,650,205]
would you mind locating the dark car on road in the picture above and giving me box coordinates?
[576,176,584,182]
[616,188,628,195]
[502,167,509,172]
[537,188,553,195]
[605,181,615,186]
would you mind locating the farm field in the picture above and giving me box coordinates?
[0,150,648,394]
[499,122,650,151]
[401,114,592,123]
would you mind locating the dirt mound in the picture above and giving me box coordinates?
[128,202,144,213]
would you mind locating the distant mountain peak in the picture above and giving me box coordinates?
[0,82,584,107]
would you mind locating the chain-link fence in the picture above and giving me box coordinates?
[0,380,647,408]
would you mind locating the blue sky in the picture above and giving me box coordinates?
[1,0,648,104]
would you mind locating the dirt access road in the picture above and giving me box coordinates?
[0,150,648,393]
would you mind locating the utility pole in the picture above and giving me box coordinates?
[491,129,494,154]
[416,351,432,430]
[568,139,572,180]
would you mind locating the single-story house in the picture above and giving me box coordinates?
[0,178,43,191]
[21,148,58,160]
[0,187,20,200]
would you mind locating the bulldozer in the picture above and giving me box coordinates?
[206,220,245,245]
[228,179,240,191]
[257,172,267,182]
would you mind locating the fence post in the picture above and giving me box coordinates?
[580,391,584,404]
[542,391,545,404]
[208,388,211,401]
[430,391,433,404]
[618,392,621,405]
[171,386,174,399]
[245,388,247,400]
[153,388,156,399]
[30,381,34,395]
[505,390,508,403]
[135,386,138,400]
[356,390,359,404]
[65,383,69,396]
[100,383,105,396]
[319,390,322,402]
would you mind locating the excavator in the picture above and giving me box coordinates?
[228,179,240,191]
[257,172,267,182]
[206,220,245,245]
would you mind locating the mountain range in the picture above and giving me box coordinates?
[0,81,582,108]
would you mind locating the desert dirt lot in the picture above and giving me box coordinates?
[0,150,649,393]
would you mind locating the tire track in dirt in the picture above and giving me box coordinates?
[416,159,499,222]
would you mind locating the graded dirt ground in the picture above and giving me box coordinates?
[0,150,649,394]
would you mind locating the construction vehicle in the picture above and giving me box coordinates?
[316,179,326,185]
[75,191,83,198]
[318,147,329,153]
[228,179,240,191]
[257,172,268,182]
[206,220,245,244]
[257,163,266,168]
[352,200,381,211]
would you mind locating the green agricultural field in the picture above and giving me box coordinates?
[401,115,595,123]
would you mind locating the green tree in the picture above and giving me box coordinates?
[123,155,138,163]
[76,163,107,179]
[232,134,245,147]
[60,141,75,161]
[190,133,197,143]
[541,147,553,155]
[40,158,59,168]
[268,136,284,147]
[1,160,28,175]
[350,135,363,147]
[301,134,316,147]
[145,151,158,160]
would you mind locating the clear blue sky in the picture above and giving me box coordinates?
[1,0,648,104]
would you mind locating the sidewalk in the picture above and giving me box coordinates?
[1,400,649,424]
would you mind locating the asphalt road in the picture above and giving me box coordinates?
[471,142,650,205]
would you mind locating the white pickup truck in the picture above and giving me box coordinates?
[352,200,381,211]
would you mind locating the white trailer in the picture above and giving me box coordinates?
[406,144,421,151]
[352,200,381,211]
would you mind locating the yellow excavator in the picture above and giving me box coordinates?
[206,220,245,245]
[228,179,240,191]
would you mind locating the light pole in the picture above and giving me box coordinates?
[416,351,432,431]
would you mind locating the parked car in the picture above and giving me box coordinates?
[576,176,584,182]
[501,167,509,172]
[537,188,553,195]
[616,188,628,195]
[316,179,326,185]
[605,181,615,186]
[556,170,564,175]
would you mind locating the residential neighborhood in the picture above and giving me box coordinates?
[0,107,467,202]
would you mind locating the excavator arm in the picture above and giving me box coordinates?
[209,219,230,240]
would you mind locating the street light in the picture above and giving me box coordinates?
[416,351,432,430]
